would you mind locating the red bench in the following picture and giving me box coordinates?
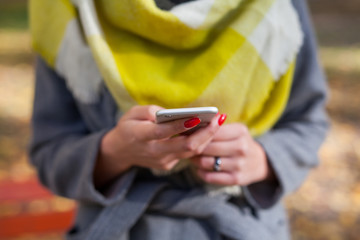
[0,177,75,239]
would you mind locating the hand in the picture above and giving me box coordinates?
[190,123,275,186]
[94,105,224,188]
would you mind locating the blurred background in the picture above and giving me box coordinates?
[0,0,359,239]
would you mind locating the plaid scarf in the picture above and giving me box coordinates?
[30,0,302,137]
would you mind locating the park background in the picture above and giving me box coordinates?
[0,0,359,239]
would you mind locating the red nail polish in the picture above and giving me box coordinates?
[184,117,201,128]
[218,114,227,126]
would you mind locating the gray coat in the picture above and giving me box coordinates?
[29,1,328,239]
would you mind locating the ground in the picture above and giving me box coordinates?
[0,1,360,239]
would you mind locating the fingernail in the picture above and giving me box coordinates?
[184,117,201,128]
[218,114,227,126]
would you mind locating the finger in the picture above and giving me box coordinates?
[150,136,188,155]
[149,136,203,160]
[153,158,181,171]
[201,138,248,157]
[139,158,179,171]
[123,105,163,121]
[185,114,225,154]
[197,169,241,186]
[190,156,244,172]
[135,117,202,141]
[211,123,249,142]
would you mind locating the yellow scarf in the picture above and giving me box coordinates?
[30,0,303,137]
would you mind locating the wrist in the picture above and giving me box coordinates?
[264,160,277,182]
[94,130,131,189]
[254,140,276,182]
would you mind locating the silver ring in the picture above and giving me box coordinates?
[213,157,222,172]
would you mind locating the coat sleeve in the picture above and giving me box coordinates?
[242,0,329,209]
[29,57,137,206]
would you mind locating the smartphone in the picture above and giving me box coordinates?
[156,107,218,134]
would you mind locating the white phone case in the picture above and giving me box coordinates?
[156,107,218,124]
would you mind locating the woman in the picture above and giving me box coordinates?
[29,0,328,239]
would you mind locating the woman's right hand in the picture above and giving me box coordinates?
[94,105,224,188]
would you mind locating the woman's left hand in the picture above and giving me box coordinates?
[190,123,275,186]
